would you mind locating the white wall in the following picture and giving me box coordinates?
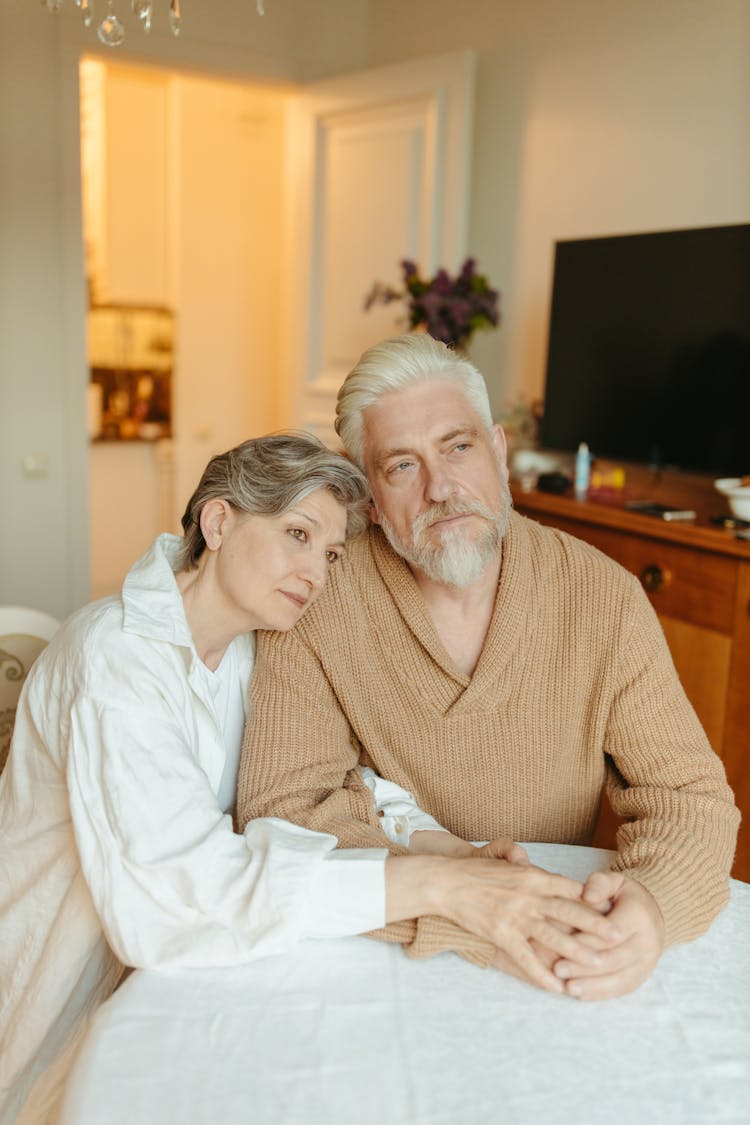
[0,4,85,618]
[0,0,369,619]
[366,0,750,416]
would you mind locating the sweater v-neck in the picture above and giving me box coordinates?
[368,512,532,711]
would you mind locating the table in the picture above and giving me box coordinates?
[59,845,750,1125]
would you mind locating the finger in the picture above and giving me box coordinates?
[554,937,635,981]
[478,839,529,864]
[510,867,585,899]
[546,898,623,943]
[528,940,560,973]
[491,940,569,995]
[564,964,647,1001]
[530,922,605,968]
[508,843,530,865]
[503,937,568,995]
[583,871,624,904]
[562,931,614,953]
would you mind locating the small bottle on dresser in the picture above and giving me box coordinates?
[574,442,591,500]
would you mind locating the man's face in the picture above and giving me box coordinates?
[361,378,511,587]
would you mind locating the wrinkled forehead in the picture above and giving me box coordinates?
[361,378,489,458]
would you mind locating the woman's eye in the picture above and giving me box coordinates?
[289,527,308,543]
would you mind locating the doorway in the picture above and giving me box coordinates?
[79,58,293,599]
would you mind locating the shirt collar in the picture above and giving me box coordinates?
[121,533,194,648]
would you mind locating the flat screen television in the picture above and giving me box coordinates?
[540,223,750,476]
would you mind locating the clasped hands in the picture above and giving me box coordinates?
[458,838,665,1000]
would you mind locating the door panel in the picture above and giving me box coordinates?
[285,51,475,444]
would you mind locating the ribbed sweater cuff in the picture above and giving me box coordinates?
[611,852,732,947]
[366,916,495,968]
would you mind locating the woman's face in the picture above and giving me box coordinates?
[205,487,348,633]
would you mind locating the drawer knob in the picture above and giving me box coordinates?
[641,564,670,593]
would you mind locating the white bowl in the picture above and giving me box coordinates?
[714,477,742,495]
[715,478,750,520]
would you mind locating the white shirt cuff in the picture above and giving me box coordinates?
[304,849,387,938]
[360,766,449,845]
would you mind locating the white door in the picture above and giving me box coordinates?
[283,51,475,445]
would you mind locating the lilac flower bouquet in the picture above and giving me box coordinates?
[364,257,500,351]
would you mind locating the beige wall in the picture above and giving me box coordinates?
[366,0,750,416]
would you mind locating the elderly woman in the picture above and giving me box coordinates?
[0,432,613,1125]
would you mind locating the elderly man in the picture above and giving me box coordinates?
[237,333,739,999]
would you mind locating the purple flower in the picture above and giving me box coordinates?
[365,257,501,350]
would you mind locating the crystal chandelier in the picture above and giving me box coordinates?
[41,1,266,48]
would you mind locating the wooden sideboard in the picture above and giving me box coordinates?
[512,475,750,881]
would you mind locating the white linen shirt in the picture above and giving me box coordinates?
[0,535,393,1124]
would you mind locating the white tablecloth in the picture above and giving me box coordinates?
[59,845,750,1125]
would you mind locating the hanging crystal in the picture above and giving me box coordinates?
[169,0,181,37]
[42,3,268,48]
[97,1,125,46]
[132,0,153,33]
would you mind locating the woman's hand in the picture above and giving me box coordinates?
[385,855,623,994]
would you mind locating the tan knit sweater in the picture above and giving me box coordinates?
[237,512,739,965]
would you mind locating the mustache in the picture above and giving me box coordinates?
[412,499,499,537]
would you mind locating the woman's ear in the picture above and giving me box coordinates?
[199,499,232,551]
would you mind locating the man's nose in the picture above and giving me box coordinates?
[424,460,456,502]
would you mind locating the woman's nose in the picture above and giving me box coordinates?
[301,551,328,592]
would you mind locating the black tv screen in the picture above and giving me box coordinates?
[540,224,750,476]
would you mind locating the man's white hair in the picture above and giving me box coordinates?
[335,333,495,468]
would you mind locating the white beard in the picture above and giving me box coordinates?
[379,483,511,589]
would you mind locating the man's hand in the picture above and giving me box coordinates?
[474,838,530,864]
[386,855,624,995]
[408,831,529,864]
[552,872,665,1000]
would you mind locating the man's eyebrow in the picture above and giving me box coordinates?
[439,426,480,443]
[376,425,480,466]
[375,445,415,468]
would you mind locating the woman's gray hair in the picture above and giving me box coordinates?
[335,333,494,468]
[176,431,370,571]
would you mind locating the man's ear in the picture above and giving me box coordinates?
[368,497,382,527]
[492,423,510,479]
[199,499,232,551]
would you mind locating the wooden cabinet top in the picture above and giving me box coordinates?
[513,483,750,563]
